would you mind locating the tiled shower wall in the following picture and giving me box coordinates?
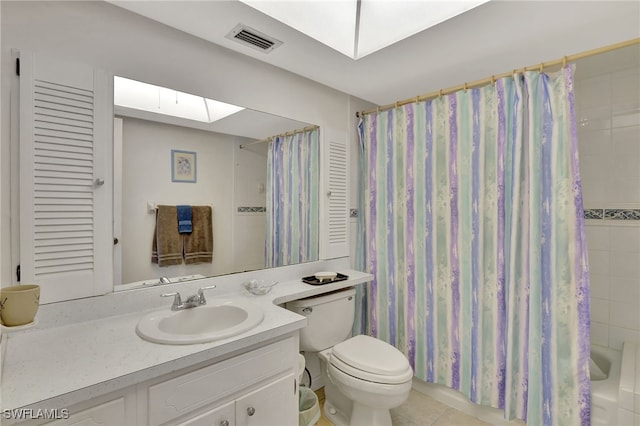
[576,50,640,350]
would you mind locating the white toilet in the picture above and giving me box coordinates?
[286,288,413,426]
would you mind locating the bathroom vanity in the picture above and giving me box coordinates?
[44,337,299,426]
[0,268,373,425]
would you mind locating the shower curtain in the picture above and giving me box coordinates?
[265,127,320,267]
[355,66,590,425]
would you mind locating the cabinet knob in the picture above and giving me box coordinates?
[94,178,105,186]
[247,407,256,416]
[220,421,229,426]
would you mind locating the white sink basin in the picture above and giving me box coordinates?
[136,299,264,344]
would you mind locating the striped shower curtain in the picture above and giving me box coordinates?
[265,127,320,267]
[355,66,590,425]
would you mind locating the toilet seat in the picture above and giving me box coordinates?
[330,354,414,384]
[328,360,414,396]
[330,335,413,385]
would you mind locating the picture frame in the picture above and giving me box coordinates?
[171,150,197,183]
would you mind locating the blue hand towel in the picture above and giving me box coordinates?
[177,205,192,234]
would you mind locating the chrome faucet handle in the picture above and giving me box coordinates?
[197,285,217,304]
[161,292,183,310]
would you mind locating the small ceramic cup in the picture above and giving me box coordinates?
[0,284,40,327]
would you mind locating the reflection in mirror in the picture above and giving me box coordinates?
[113,77,319,291]
[265,126,320,268]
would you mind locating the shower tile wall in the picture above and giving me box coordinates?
[576,50,640,350]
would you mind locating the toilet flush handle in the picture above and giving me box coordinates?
[302,307,312,314]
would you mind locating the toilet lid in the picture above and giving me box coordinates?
[331,335,412,377]
[329,352,414,385]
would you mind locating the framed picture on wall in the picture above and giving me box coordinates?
[171,150,197,183]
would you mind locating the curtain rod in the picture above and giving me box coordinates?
[239,125,320,149]
[358,37,640,117]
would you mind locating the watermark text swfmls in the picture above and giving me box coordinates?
[2,408,70,420]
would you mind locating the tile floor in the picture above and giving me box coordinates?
[314,387,490,426]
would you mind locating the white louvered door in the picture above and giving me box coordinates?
[319,128,349,259]
[19,53,112,304]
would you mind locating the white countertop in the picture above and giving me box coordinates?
[1,269,373,412]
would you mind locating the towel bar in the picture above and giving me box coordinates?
[147,201,213,214]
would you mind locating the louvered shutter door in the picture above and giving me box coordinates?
[319,128,349,259]
[20,53,112,304]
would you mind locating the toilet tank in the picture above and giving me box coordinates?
[285,287,356,352]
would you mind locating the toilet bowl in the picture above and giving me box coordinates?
[319,335,413,426]
[286,288,413,426]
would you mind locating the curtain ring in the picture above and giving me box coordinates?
[415,96,419,104]
[491,75,496,85]
[464,82,468,92]
[562,56,568,67]
[539,63,544,73]
[439,89,444,99]
[513,69,517,80]
[395,101,399,109]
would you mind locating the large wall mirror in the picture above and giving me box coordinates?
[113,77,320,291]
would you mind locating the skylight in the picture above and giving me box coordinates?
[113,77,244,123]
[240,0,490,60]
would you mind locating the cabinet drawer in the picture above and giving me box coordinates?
[148,337,296,425]
[45,388,136,426]
[175,401,234,426]
[48,398,125,426]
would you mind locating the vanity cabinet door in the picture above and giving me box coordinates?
[175,400,235,426]
[235,373,296,426]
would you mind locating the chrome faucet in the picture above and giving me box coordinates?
[159,276,171,284]
[161,285,217,311]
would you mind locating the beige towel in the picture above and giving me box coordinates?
[151,205,183,266]
[184,206,213,264]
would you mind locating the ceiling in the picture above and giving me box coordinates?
[109,1,639,106]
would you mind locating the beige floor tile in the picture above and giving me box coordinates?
[313,388,491,426]
[315,413,334,426]
[391,411,424,426]
[391,390,450,425]
[431,408,491,426]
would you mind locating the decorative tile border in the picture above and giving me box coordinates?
[584,208,640,220]
[236,206,640,219]
[584,209,604,220]
[603,209,640,220]
[237,206,266,213]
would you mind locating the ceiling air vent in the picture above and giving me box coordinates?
[225,24,283,53]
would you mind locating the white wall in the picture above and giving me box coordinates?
[576,46,640,350]
[232,142,269,273]
[0,1,351,285]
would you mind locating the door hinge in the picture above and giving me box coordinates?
[16,264,21,282]
[16,58,20,76]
